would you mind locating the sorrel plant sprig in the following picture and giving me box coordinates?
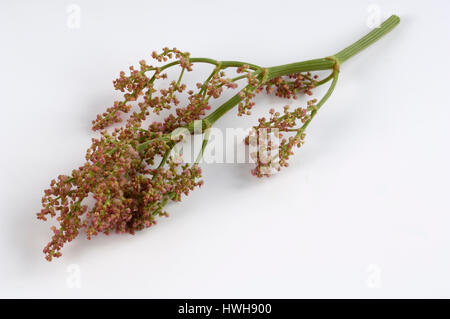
[38,15,400,261]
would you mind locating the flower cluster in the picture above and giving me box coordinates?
[92,48,193,131]
[39,47,323,260]
[242,72,321,177]
[264,72,318,98]
[237,65,264,116]
[38,123,203,261]
[245,99,317,177]
[39,48,213,261]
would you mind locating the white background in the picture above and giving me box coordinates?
[1,0,449,298]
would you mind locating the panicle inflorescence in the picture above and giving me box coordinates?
[39,47,323,260]
[38,123,203,261]
[39,48,207,261]
[36,15,402,260]
[242,71,323,177]
[245,98,318,177]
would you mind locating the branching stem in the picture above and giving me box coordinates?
[138,15,400,152]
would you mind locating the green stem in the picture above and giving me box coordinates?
[205,91,245,125]
[267,58,335,79]
[334,15,400,64]
[149,58,261,73]
[266,15,400,78]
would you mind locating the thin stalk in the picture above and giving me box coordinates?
[195,129,211,164]
[204,87,249,125]
[297,70,339,135]
[176,67,185,86]
[200,68,219,96]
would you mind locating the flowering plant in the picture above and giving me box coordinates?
[38,16,400,261]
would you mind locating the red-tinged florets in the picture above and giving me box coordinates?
[264,72,317,98]
[39,47,324,260]
[38,124,204,261]
[245,101,317,177]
